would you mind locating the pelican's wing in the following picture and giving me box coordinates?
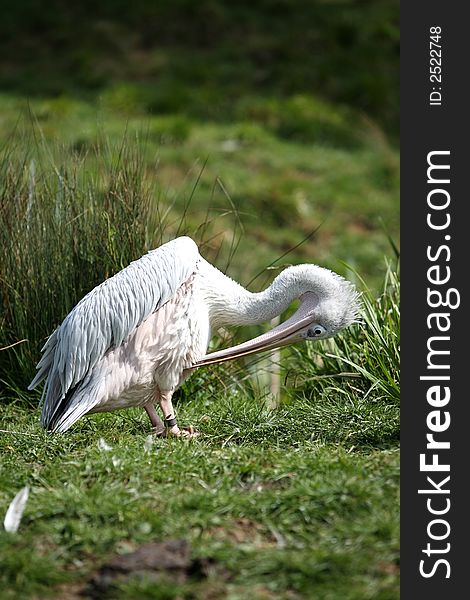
[29,237,199,428]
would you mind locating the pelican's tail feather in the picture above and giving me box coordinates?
[41,374,104,433]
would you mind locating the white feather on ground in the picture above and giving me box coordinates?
[3,486,30,533]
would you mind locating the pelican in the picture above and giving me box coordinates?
[29,237,360,436]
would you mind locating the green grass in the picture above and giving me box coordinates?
[0,394,399,599]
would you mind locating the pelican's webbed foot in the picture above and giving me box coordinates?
[161,417,199,438]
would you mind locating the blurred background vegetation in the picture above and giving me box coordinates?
[0,0,399,278]
[0,0,399,129]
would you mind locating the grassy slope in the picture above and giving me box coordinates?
[0,2,399,596]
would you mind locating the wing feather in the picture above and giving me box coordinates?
[29,237,199,428]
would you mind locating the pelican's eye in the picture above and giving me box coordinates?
[307,325,326,338]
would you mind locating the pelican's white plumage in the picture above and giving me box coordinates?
[29,236,360,435]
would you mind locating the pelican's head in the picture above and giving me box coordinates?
[289,264,361,341]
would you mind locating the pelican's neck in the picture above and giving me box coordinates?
[198,259,313,328]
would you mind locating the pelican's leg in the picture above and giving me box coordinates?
[143,402,165,436]
[158,390,198,438]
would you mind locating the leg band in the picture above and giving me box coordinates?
[164,417,178,428]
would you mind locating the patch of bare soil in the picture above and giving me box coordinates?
[85,539,219,598]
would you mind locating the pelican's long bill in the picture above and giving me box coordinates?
[190,292,319,369]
